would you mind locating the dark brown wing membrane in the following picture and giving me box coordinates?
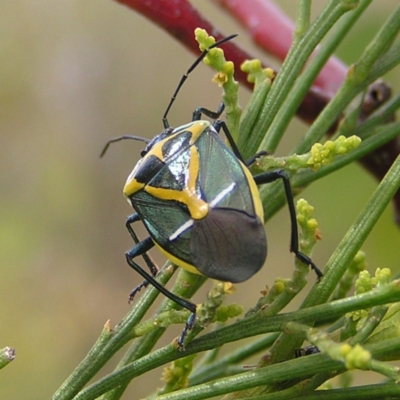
[190,208,266,282]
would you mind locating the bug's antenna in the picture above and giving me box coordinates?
[100,135,150,158]
[162,34,238,129]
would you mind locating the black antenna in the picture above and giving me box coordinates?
[100,135,150,158]
[162,34,238,129]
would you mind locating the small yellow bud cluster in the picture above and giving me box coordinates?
[241,59,275,85]
[339,344,372,370]
[307,135,361,170]
[296,198,318,232]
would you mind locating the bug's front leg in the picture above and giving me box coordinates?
[125,236,155,302]
[125,214,158,301]
[126,213,158,276]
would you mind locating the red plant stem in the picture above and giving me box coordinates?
[216,0,348,95]
[114,0,251,86]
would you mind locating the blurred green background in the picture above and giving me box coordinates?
[1,1,399,398]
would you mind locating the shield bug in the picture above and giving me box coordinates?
[102,34,322,349]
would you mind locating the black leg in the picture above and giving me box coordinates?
[125,237,197,348]
[192,102,225,121]
[212,119,246,164]
[189,102,247,165]
[126,213,158,276]
[125,213,159,300]
[245,151,268,167]
[254,169,323,279]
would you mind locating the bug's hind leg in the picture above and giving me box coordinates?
[254,169,323,279]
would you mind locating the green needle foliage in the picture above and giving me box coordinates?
[51,2,400,399]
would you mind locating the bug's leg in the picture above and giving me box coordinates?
[126,213,158,276]
[212,118,268,166]
[244,151,269,167]
[194,103,266,166]
[212,119,246,164]
[126,213,159,300]
[193,102,242,160]
[254,169,323,279]
[126,238,197,349]
[192,102,225,121]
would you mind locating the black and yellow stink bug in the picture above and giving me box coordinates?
[102,35,322,348]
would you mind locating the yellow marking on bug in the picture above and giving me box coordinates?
[145,144,209,220]
[154,241,202,275]
[123,179,144,198]
[123,156,148,197]
[181,120,210,144]
[241,161,264,222]
[148,121,210,161]
[123,121,210,200]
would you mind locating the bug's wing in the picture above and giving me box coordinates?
[131,191,193,265]
[191,131,267,282]
[191,208,266,283]
[196,130,256,215]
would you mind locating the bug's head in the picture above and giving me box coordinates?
[140,127,175,157]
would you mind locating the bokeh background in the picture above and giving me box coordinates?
[1,1,399,398]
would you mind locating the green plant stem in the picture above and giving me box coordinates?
[52,265,206,400]
[265,0,372,156]
[131,338,400,400]
[351,92,400,139]
[349,306,388,344]
[257,11,400,224]
[295,4,400,154]
[238,73,272,150]
[260,152,400,390]
[303,153,400,308]
[50,265,176,400]
[257,152,400,368]
[102,270,207,400]
[72,280,400,400]
[293,0,311,46]
[104,331,166,400]
[240,0,358,159]
[155,355,342,400]
[261,119,400,222]
[299,121,400,182]
[0,347,15,369]
[269,153,400,362]
[189,333,280,386]
[237,382,400,400]
[368,38,400,82]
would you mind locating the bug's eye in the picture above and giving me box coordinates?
[140,149,147,157]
